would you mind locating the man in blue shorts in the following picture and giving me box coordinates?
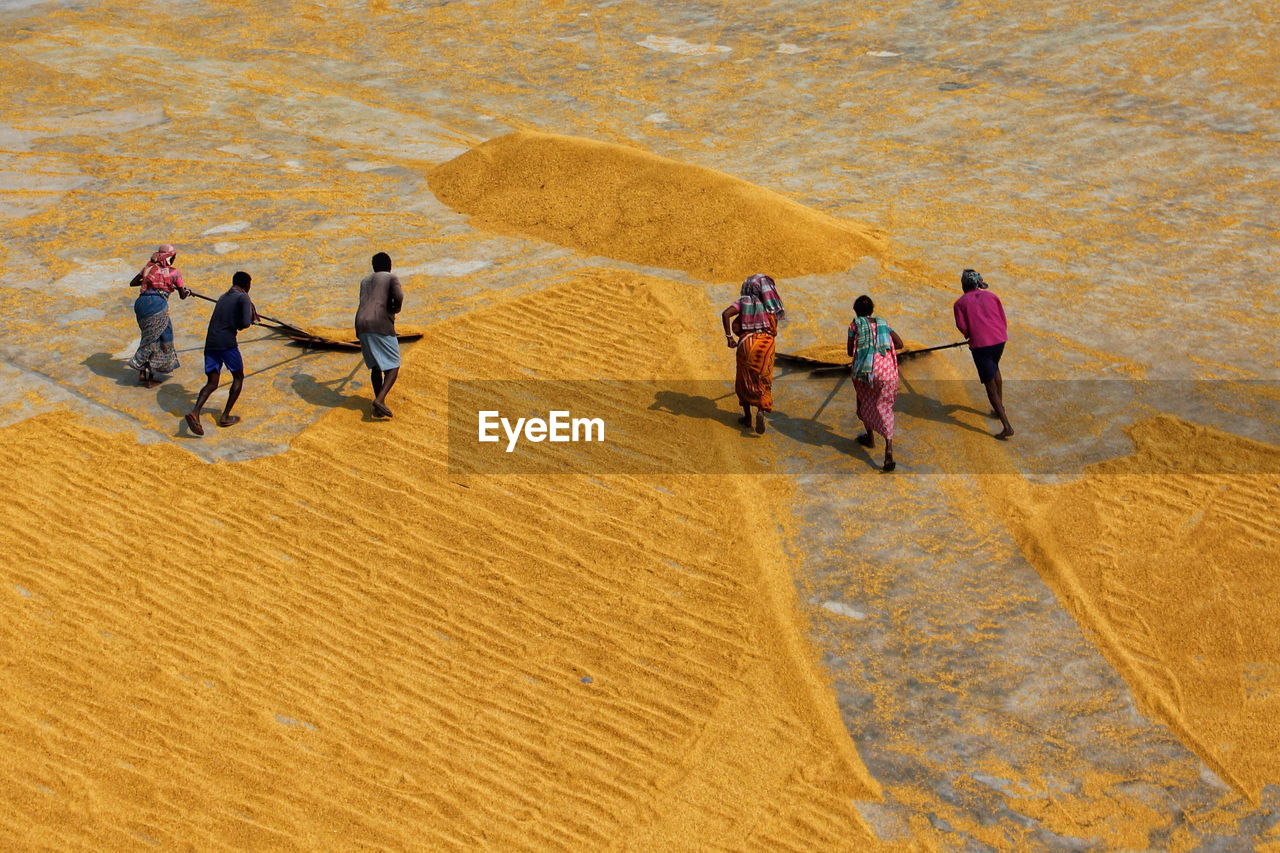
[354,252,404,418]
[185,270,256,436]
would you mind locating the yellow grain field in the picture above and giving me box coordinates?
[0,272,890,850]
[1,0,1277,848]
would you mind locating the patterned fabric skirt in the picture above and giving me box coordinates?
[853,350,898,439]
[126,291,180,376]
[735,331,775,412]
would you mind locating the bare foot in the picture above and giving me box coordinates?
[140,371,158,389]
[995,427,1014,440]
[737,415,751,428]
[856,432,874,448]
[218,415,242,428]
[883,454,896,472]
[372,401,393,418]
[754,411,766,434]
[184,412,205,436]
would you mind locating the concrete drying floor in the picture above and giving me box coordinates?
[1,0,1277,849]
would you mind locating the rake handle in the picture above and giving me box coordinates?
[186,288,289,329]
[805,340,970,374]
[903,340,969,356]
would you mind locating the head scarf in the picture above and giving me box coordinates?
[135,244,184,293]
[735,273,785,333]
[961,269,988,290]
[850,316,894,382]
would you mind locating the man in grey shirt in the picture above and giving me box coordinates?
[355,252,404,418]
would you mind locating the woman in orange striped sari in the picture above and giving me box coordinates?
[721,274,785,434]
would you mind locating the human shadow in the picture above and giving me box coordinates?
[81,352,147,387]
[895,377,993,437]
[648,389,743,430]
[767,408,881,470]
[156,382,197,417]
[645,359,812,428]
[648,388,881,470]
[155,382,211,439]
[292,369,377,421]
[157,353,320,416]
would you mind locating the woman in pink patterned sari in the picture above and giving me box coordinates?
[848,294,904,471]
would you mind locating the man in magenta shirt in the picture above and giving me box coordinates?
[953,269,1013,438]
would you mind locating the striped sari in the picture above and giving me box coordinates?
[731,274,782,412]
[126,290,180,376]
[735,315,776,412]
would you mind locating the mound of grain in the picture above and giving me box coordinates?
[993,415,1280,800]
[429,131,887,282]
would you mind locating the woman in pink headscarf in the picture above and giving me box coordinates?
[126,244,190,387]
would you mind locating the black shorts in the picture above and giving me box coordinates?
[970,342,1005,383]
